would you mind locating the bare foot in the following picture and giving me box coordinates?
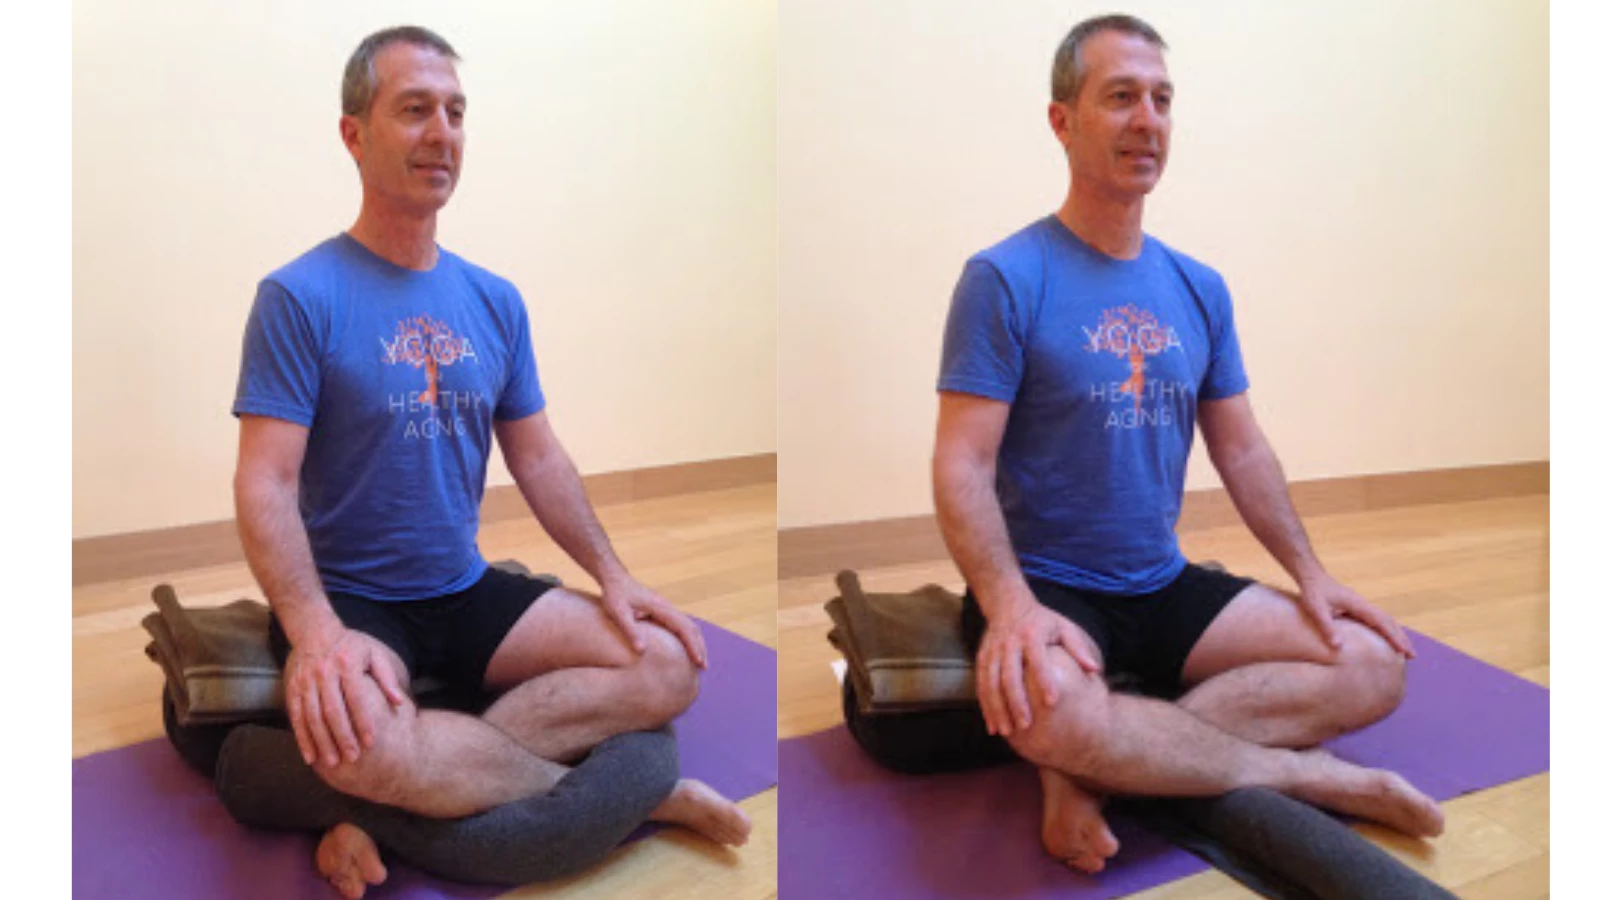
[315,823,388,900]
[1291,750,1445,838]
[1038,767,1120,874]
[649,778,752,846]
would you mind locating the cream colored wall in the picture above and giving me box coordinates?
[777,0,1549,528]
[73,1,776,539]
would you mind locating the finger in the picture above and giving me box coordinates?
[1023,638,1056,707]
[606,599,646,654]
[341,669,378,751]
[300,682,340,767]
[1061,626,1101,674]
[367,653,408,709]
[972,643,998,736]
[1363,609,1415,659]
[1304,599,1342,649]
[1000,641,1032,734]
[286,684,316,765]
[653,604,708,669]
[319,673,361,763]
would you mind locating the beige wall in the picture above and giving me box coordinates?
[777,0,1549,528]
[73,1,776,539]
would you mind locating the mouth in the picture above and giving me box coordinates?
[412,162,454,178]
[1118,149,1161,164]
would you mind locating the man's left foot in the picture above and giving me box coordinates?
[315,822,388,899]
[649,778,753,846]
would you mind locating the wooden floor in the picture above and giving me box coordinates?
[73,481,778,900]
[778,493,1550,899]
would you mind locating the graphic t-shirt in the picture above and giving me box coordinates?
[233,234,545,600]
[938,216,1249,595]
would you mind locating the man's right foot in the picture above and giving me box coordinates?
[1291,749,1445,838]
[649,778,753,846]
[315,822,388,900]
[1039,767,1120,874]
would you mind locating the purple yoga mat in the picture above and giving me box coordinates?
[73,619,776,900]
[779,630,1549,899]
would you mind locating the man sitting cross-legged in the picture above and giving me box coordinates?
[232,25,749,897]
[931,14,1440,875]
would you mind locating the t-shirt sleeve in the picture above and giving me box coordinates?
[232,280,322,426]
[937,259,1027,402]
[1199,273,1250,401]
[494,286,547,421]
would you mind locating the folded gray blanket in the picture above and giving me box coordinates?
[141,560,544,726]
[142,586,283,726]
[825,570,973,713]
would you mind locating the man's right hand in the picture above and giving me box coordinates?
[975,598,1100,738]
[283,625,409,767]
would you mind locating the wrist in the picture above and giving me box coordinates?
[595,562,633,590]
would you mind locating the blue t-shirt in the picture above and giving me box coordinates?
[937,216,1249,595]
[233,234,546,601]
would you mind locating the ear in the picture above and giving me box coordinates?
[338,115,364,166]
[1048,101,1072,149]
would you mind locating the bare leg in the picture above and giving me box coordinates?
[1177,586,1407,749]
[314,695,570,818]
[480,588,702,763]
[1011,646,1441,837]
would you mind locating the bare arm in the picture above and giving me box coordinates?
[495,411,706,667]
[933,392,1099,737]
[233,415,341,645]
[234,415,408,766]
[1198,394,1413,656]
[932,393,1033,620]
[1196,393,1323,585]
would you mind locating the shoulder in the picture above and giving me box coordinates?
[442,249,521,299]
[968,217,1059,287]
[1147,235,1228,298]
[262,235,357,294]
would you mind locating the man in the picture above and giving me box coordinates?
[233,26,749,898]
[932,14,1443,874]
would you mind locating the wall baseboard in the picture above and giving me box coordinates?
[776,460,1548,580]
[73,453,776,588]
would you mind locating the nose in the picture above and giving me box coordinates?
[1128,95,1159,132]
[421,107,456,146]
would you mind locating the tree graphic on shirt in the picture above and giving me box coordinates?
[1083,305,1179,415]
[385,315,465,407]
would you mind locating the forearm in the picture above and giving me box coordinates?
[234,475,341,645]
[1213,444,1324,583]
[933,454,1034,619]
[509,446,627,585]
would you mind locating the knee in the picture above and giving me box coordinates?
[628,626,700,726]
[310,698,418,805]
[1004,656,1111,769]
[1334,624,1406,727]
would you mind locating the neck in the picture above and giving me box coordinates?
[347,200,440,271]
[1057,183,1145,260]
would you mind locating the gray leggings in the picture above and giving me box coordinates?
[214,724,677,886]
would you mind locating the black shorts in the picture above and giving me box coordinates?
[960,563,1255,699]
[268,566,560,689]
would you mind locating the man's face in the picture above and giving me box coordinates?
[1050,31,1173,200]
[341,42,466,216]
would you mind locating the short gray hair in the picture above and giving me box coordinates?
[341,26,460,118]
[1050,14,1166,104]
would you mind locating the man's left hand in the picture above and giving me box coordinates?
[598,574,709,668]
[1297,572,1415,659]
